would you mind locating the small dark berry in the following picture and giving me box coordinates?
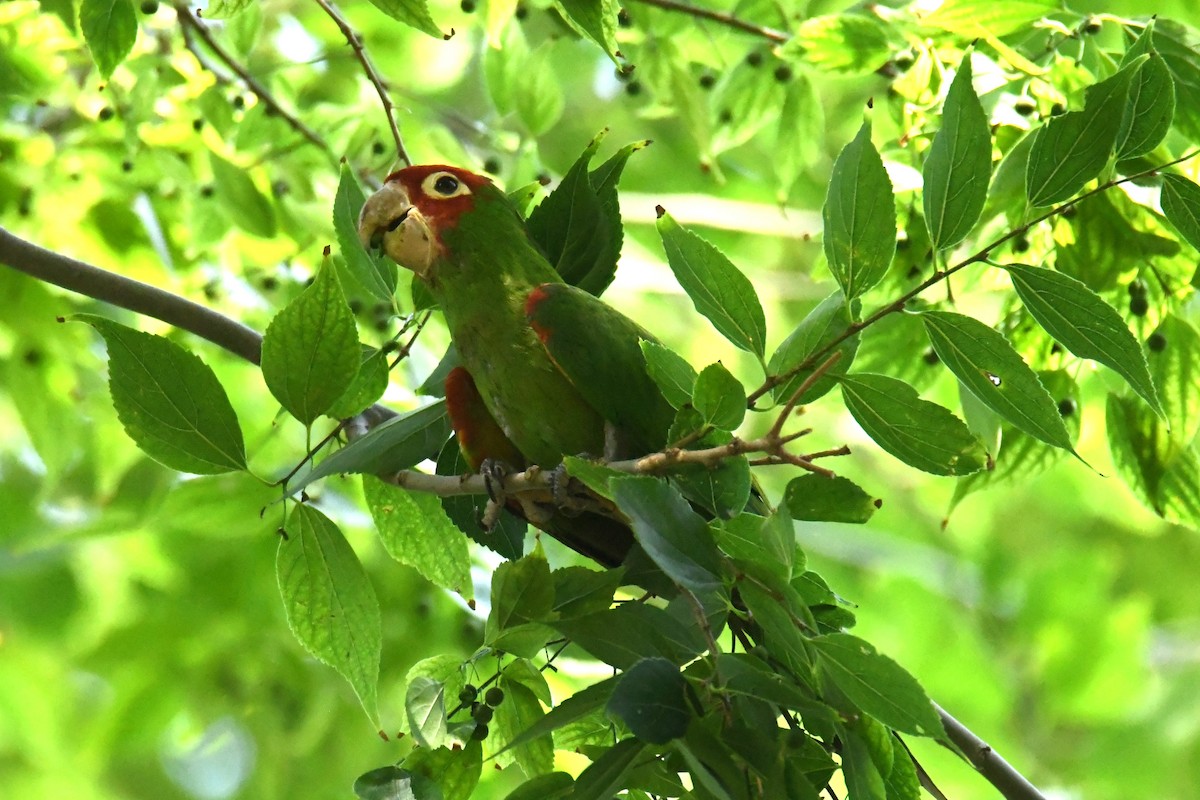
[482,157,501,175]
[1049,102,1065,116]
[272,180,290,197]
[1057,398,1077,417]
[140,0,158,12]
[514,3,528,20]
[199,185,215,198]
[536,172,551,186]
[614,67,632,82]
[471,723,489,741]
[773,64,793,82]
[1050,342,1063,355]
[260,276,279,291]
[625,80,643,96]
[348,299,365,315]
[1012,234,1030,253]
[896,233,910,251]
[460,0,476,12]
[1083,18,1102,35]
[458,685,478,705]
[193,118,204,131]
[121,159,133,172]
[485,687,505,706]
[698,73,716,90]
[372,141,386,155]
[304,276,315,287]
[1148,332,1167,352]
[472,705,494,724]
[1128,279,1148,297]
[380,340,400,354]
[98,107,115,121]
[1060,204,1077,219]
[746,51,763,68]
[373,318,391,332]
[232,95,245,109]
[717,108,733,124]
[1129,295,1149,316]
[617,7,632,27]
[22,348,42,365]
[1014,98,1036,116]
[893,51,914,70]
[922,348,939,365]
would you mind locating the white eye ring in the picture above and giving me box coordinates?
[422,171,472,199]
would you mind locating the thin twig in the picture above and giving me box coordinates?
[629,0,788,42]
[747,148,1200,407]
[175,3,333,157]
[936,703,1047,800]
[311,0,412,166]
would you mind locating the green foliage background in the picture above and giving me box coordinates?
[4,0,1200,798]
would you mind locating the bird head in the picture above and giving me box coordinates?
[357,165,494,279]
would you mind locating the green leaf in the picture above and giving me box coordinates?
[921,311,1074,452]
[671,453,753,521]
[1026,65,1135,206]
[326,346,390,420]
[277,504,381,725]
[288,402,450,496]
[1005,264,1162,417]
[571,739,647,800]
[738,580,816,684]
[607,658,690,744]
[692,363,746,431]
[516,43,565,136]
[405,676,449,748]
[553,603,707,669]
[1055,190,1179,292]
[353,766,437,800]
[811,633,942,737]
[1117,46,1175,160]
[363,476,473,600]
[402,742,482,800]
[840,373,988,475]
[496,676,554,776]
[1148,315,1200,445]
[838,721,887,800]
[923,54,992,251]
[499,677,617,758]
[76,316,246,474]
[202,0,253,18]
[712,508,795,582]
[656,210,768,358]
[209,151,277,237]
[823,122,897,299]
[1151,20,1200,143]
[365,0,444,38]
[917,0,1055,37]
[1161,174,1200,252]
[334,163,396,302]
[610,476,725,597]
[1107,394,1200,528]
[768,290,861,404]
[552,566,625,618]
[784,13,891,74]
[79,0,137,79]
[261,261,360,425]
[485,552,555,652]
[784,474,879,523]
[553,0,619,62]
[502,773,575,800]
[640,341,697,409]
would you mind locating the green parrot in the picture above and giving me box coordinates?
[357,164,678,566]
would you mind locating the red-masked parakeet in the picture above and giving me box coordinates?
[358,165,678,565]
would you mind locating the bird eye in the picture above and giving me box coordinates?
[421,171,472,199]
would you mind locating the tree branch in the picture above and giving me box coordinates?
[936,703,1047,800]
[629,0,788,43]
[311,0,413,166]
[175,3,334,159]
[0,226,264,364]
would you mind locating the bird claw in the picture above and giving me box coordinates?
[479,458,511,506]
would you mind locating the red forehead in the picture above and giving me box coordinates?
[381,165,493,233]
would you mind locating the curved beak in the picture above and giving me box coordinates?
[357,181,411,253]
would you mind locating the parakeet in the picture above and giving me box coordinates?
[358,164,677,566]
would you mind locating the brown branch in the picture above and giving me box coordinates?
[936,703,1047,800]
[175,3,333,158]
[311,0,412,166]
[747,149,1200,408]
[629,0,788,42]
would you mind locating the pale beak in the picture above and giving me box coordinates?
[357,182,436,278]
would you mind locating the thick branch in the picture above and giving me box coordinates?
[629,0,788,42]
[312,0,412,166]
[936,704,1047,800]
[175,3,333,158]
[0,226,264,364]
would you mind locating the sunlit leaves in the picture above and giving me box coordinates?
[517,44,565,136]
[1117,25,1176,160]
[923,54,991,251]
[767,290,860,404]
[824,122,897,299]
[365,0,444,38]
[916,0,1056,37]
[785,13,892,74]
[80,0,137,79]
[554,0,620,63]
[785,474,879,523]
[839,373,988,475]
[656,211,767,358]
[1161,174,1200,252]
[1005,264,1162,416]
[922,311,1074,452]
[334,163,396,302]
[277,504,381,725]
[210,151,277,238]
[78,316,247,474]
[261,260,360,425]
